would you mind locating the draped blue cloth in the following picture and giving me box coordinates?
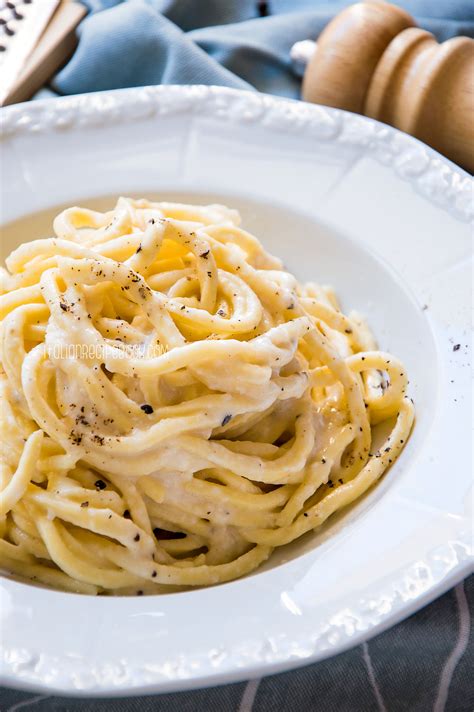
[51,0,474,99]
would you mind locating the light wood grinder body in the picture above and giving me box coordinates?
[302,0,474,172]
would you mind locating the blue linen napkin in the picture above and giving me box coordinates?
[51,0,474,99]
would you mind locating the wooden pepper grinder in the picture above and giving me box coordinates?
[298,0,474,172]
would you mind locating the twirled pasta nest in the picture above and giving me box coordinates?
[0,198,414,594]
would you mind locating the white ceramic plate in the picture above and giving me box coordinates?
[0,86,472,697]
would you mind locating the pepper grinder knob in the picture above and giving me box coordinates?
[299,0,474,172]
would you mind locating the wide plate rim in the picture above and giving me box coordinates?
[1,86,472,222]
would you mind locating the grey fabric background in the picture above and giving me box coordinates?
[1,576,472,710]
